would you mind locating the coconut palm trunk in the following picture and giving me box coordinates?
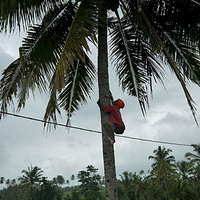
[97,1,118,199]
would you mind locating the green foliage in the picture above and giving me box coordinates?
[19,165,44,200]
[64,189,81,200]
[56,175,65,186]
[77,165,104,200]
[34,180,63,200]
[0,184,28,200]
[117,144,200,200]
[3,145,200,200]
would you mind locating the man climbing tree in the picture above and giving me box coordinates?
[97,99,125,144]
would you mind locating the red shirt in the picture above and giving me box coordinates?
[104,105,125,127]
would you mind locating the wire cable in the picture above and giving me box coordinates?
[0,111,192,147]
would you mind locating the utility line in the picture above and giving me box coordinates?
[0,111,101,134]
[0,111,192,147]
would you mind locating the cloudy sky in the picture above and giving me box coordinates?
[0,32,200,186]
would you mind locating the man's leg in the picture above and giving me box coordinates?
[102,122,115,143]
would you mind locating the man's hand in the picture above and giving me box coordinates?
[97,99,104,110]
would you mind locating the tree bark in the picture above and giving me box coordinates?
[97,1,118,200]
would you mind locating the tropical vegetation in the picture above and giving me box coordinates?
[0,0,200,199]
[1,145,200,199]
[19,166,44,200]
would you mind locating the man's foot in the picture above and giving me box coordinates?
[104,138,110,143]
[108,137,115,144]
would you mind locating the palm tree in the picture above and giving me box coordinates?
[0,177,5,189]
[66,179,70,185]
[52,177,58,186]
[118,170,147,199]
[19,165,43,200]
[185,144,200,181]
[11,179,17,186]
[148,146,176,199]
[118,171,138,199]
[185,144,200,165]
[70,174,75,186]
[5,179,10,188]
[176,160,193,180]
[56,175,65,187]
[175,161,194,199]
[0,1,200,199]
[149,146,176,168]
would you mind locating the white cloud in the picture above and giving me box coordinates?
[0,33,25,59]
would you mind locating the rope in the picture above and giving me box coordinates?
[0,111,192,147]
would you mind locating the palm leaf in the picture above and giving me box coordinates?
[66,60,80,126]
[0,1,78,116]
[116,0,200,123]
[0,59,23,117]
[53,0,98,93]
[140,4,200,124]
[1,1,97,124]
[0,0,59,33]
[20,1,78,77]
[44,55,96,127]
[141,0,200,84]
[43,0,98,126]
[109,7,166,115]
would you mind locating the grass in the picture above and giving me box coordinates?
[63,190,106,199]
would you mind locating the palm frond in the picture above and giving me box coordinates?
[0,59,23,116]
[0,1,79,116]
[116,0,200,123]
[140,7,199,125]
[141,0,200,83]
[54,0,98,93]
[44,55,96,127]
[0,0,59,33]
[114,9,139,98]
[44,0,98,126]
[43,89,61,129]
[109,7,166,115]
[162,32,200,85]
[66,60,80,126]
[20,1,78,79]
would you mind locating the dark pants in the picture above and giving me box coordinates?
[103,122,125,140]
[113,123,125,134]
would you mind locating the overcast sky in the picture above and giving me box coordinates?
[0,32,200,186]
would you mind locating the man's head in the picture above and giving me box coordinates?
[113,99,125,109]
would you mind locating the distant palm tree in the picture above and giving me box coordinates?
[0,177,5,189]
[66,179,70,185]
[5,179,10,188]
[118,171,135,199]
[149,146,176,199]
[52,177,58,185]
[71,174,75,186]
[11,179,17,186]
[19,165,43,200]
[56,175,65,187]
[176,161,193,179]
[185,144,200,165]
[149,146,176,169]
[118,170,147,199]
[175,161,194,200]
[185,144,200,181]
